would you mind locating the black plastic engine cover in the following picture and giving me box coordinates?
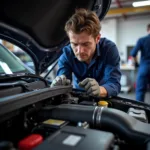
[34,126,114,150]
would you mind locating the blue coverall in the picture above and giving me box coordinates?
[130,34,150,102]
[57,38,121,97]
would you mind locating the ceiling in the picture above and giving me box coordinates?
[105,0,150,19]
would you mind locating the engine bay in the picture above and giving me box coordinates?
[0,84,150,150]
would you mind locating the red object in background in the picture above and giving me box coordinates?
[134,82,136,89]
[128,56,134,66]
[18,134,43,150]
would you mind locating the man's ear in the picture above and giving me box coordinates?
[96,34,101,44]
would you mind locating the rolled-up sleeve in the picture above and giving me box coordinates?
[102,45,121,97]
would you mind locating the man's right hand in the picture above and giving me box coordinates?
[50,75,71,87]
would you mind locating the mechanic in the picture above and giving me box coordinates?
[51,8,121,98]
[130,23,150,102]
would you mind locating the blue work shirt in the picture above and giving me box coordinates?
[57,38,121,97]
[130,34,150,65]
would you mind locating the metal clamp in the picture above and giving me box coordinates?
[92,106,98,125]
[95,107,104,128]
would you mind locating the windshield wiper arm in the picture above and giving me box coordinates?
[0,81,32,91]
[0,73,49,87]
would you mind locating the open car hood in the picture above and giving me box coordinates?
[0,0,111,74]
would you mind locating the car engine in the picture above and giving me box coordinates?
[0,77,150,150]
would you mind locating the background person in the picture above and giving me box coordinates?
[130,23,150,102]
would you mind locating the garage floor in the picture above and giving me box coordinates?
[119,92,150,105]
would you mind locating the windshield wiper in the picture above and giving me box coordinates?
[0,81,33,91]
[0,73,49,87]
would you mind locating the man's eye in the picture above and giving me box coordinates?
[72,44,78,47]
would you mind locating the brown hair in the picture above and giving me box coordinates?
[147,24,150,31]
[65,8,101,38]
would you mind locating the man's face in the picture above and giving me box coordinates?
[68,31,100,64]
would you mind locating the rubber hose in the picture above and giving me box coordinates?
[39,104,97,124]
[98,108,150,144]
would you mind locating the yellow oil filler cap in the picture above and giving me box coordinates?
[98,101,108,107]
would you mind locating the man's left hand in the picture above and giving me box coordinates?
[78,78,100,97]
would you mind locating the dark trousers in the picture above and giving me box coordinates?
[136,65,150,102]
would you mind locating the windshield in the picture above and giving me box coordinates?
[0,44,30,74]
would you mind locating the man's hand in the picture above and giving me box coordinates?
[50,75,71,87]
[78,78,100,97]
[131,56,139,68]
[135,62,139,68]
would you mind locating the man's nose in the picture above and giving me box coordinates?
[77,45,84,53]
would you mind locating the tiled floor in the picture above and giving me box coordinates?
[119,92,150,104]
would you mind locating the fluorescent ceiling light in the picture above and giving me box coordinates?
[132,0,150,7]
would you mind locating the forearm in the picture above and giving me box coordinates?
[100,86,108,97]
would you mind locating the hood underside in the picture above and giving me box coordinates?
[0,0,111,74]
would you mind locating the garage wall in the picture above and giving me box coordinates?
[117,15,150,61]
[101,14,150,62]
[101,19,117,44]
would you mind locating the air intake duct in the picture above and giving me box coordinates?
[38,104,150,144]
